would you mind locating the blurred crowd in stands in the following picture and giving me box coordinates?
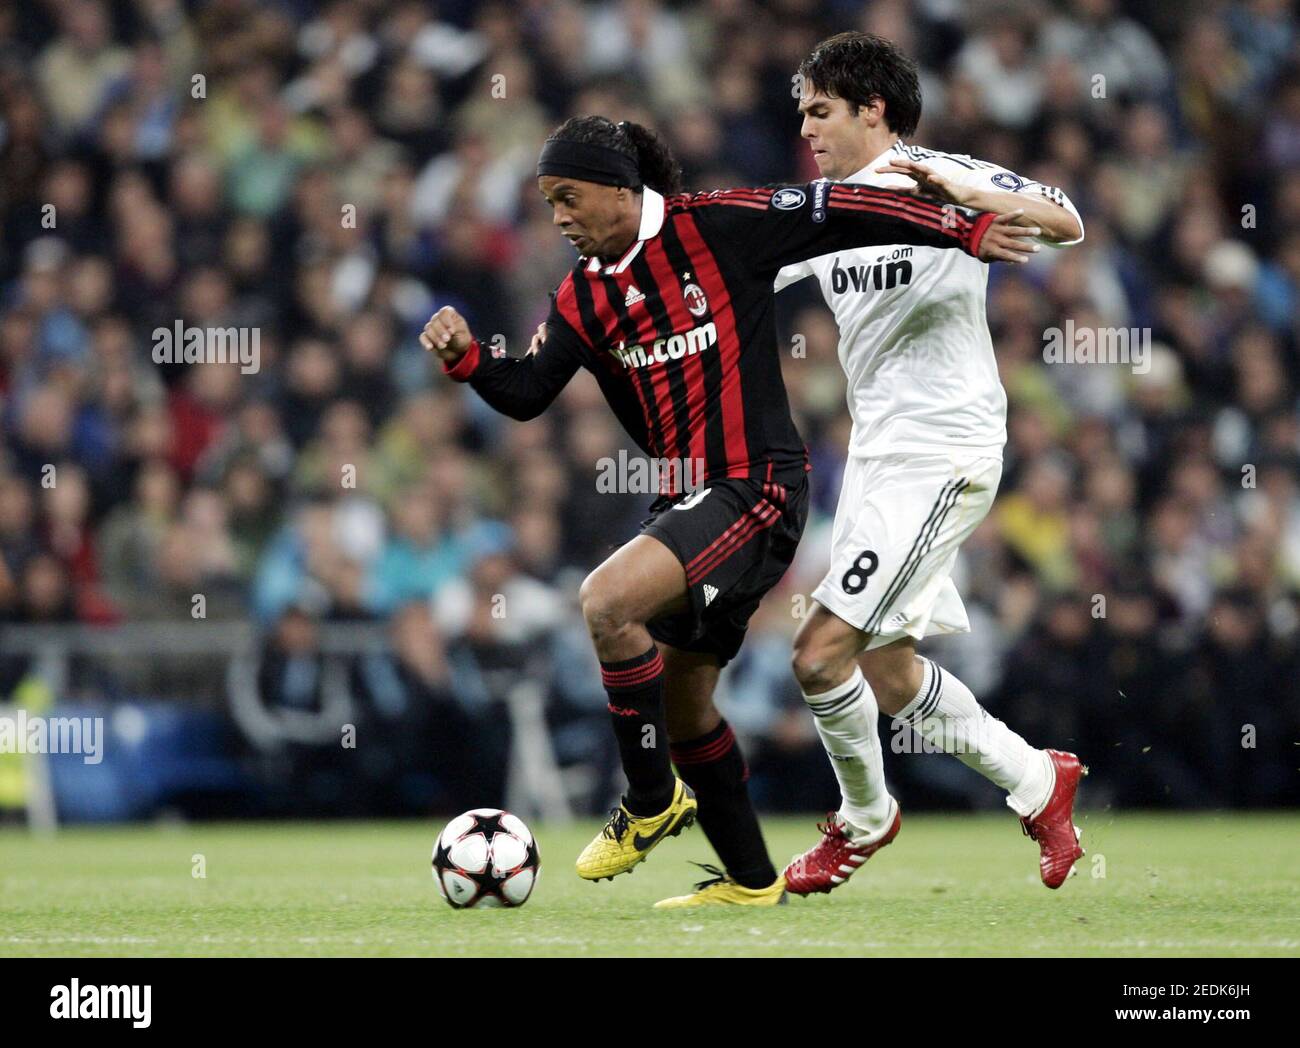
[1,0,1298,816]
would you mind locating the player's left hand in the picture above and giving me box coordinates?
[875,158,974,206]
[977,210,1041,264]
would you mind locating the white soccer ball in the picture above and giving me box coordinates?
[432,808,540,909]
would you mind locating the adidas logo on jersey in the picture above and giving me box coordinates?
[624,284,645,306]
[703,584,718,606]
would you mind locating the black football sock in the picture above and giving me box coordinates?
[670,720,776,890]
[601,647,675,816]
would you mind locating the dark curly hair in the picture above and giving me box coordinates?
[544,116,684,195]
[798,31,922,138]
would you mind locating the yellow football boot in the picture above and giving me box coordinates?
[653,864,789,908]
[576,779,697,881]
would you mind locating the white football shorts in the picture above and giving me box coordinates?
[811,453,1002,649]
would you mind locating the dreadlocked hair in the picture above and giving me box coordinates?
[545,116,683,195]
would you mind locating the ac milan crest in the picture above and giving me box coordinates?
[683,282,708,318]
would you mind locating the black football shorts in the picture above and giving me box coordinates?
[641,472,809,667]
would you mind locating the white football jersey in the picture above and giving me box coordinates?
[776,141,1083,460]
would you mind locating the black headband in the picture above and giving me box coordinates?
[536,137,641,188]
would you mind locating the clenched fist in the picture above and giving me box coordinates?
[420,306,474,364]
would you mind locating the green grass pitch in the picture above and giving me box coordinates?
[2,813,1297,957]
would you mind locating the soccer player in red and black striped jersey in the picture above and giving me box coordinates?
[422,116,1038,907]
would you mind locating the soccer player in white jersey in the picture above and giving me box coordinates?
[777,32,1089,893]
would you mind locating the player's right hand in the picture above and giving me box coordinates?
[977,209,1041,264]
[420,306,474,364]
[526,322,547,356]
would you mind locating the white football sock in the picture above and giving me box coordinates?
[802,666,896,839]
[894,657,1053,817]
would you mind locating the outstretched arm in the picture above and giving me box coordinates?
[422,305,583,421]
[699,183,1041,278]
[876,157,1083,244]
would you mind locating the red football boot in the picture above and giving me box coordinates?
[783,803,901,895]
[1020,749,1087,889]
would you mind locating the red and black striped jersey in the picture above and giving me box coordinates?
[443,182,996,495]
